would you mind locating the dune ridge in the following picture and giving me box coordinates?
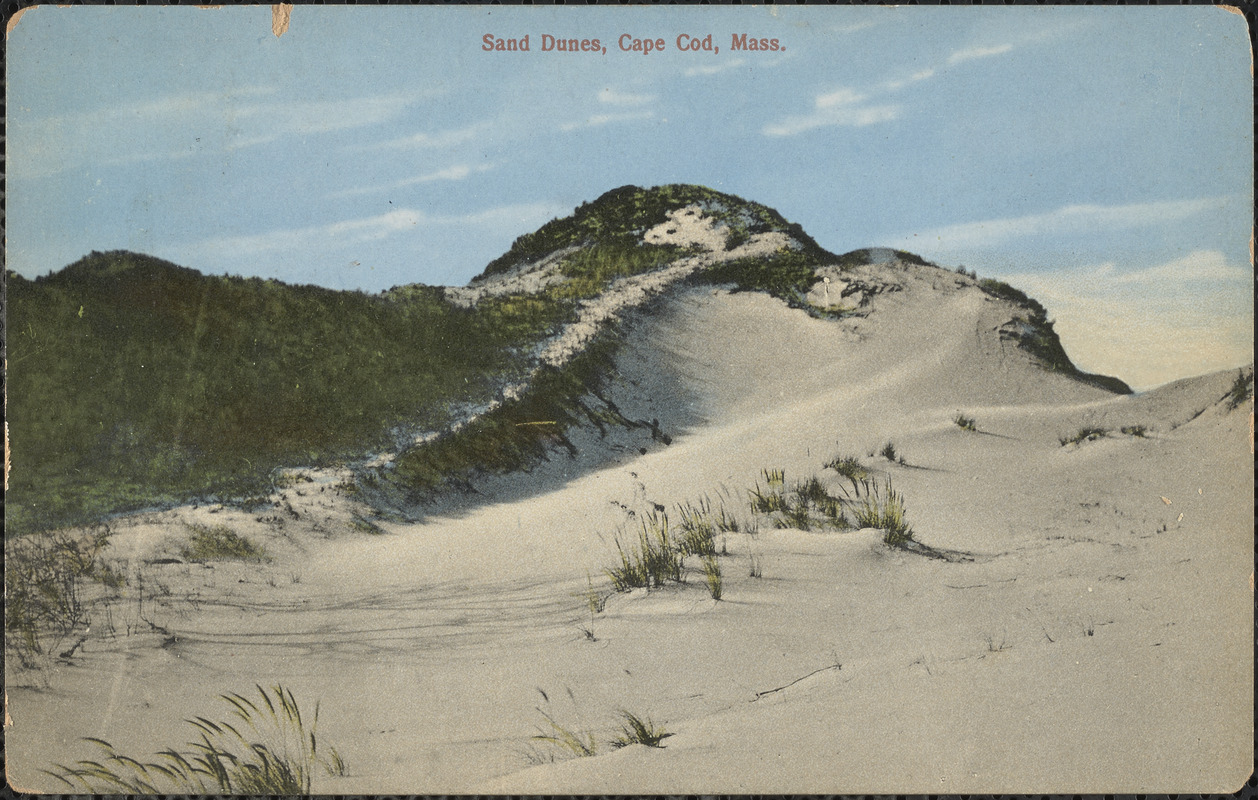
[5,187,1252,794]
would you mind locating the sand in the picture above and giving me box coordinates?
[5,253,1252,794]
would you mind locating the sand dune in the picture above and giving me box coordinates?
[6,252,1251,793]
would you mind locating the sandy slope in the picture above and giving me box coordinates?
[6,259,1252,793]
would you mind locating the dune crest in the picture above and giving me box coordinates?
[6,185,1251,794]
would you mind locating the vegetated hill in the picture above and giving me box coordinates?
[5,252,535,534]
[5,184,1128,535]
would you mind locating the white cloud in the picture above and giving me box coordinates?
[760,32,1020,139]
[899,198,1223,251]
[560,110,655,133]
[1100,249,1251,286]
[826,19,881,36]
[763,86,900,137]
[10,88,421,178]
[815,88,868,109]
[366,120,494,151]
[598,88,654,106]
[684,58,747,78]
[196,203,564,259]
[882,68,937,92]
[329,163,494,199]
[947,43,1014,65]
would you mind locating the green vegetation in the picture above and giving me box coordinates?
[603,493,747,594]
[349,515,388,536]
[532,710,599,759]
[700,555,724,601]
[824,454,869,482]
[704,246,824,306]
[1120,424,1147,438]
[979,277,1048,318]
[953,413,978,432]
[675,499,720,557]
[530,701,670,761]
[180,524,268,562]
[7,251,535,535]
[1059,427,1109,446]
[529,689,600,760]
[551,240,682,299]
[840,476,913,546]
[879,441,900,462]
[605,511,685,591]
[610,711,673,749]
[379,333,633,504]
[47,685,344,794]
[977,276,1131,394]
[750,468,849,532]
[480,183,830,279]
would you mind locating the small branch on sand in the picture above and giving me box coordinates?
[58,633,90,662]
[753,662,841,701]
[893,538,975,563]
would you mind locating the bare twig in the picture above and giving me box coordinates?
[753,662,842,700]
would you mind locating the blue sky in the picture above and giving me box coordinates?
[6,5,1252,389]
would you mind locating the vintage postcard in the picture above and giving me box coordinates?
[4,5,1253,794]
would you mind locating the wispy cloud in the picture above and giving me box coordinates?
[226,91,421,149]
[881,68,937,92]
[761,30,1019,139]
[684,58,747,78]
[947,43,1014,65]
[1094,249,1250,286]
[365,120,494,151]
[598,88,654,106]
[329,163,495,199]
[763,87,900,137]
[196,202,565,258]
[560,110,655,133]
[11,88,421,178]
[898,198,1223,250]
[826,19,881,36]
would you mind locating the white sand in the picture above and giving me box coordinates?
[6,253,1252,793]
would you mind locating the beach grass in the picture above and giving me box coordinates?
[841,476,914,546]
[46,685,344,794]
[180,524,269,563]
[610,711,673,749]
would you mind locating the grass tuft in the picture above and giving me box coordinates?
[841,476,913,546]
[1225,369,1253,410]
[751,468,851,533]
[701,555,723,601]
[674,499,719,557]
[1120,425,1147,438]
[46,685,344,794]
[824,454,868,483]
[879,441,898,462]
[531,709,598,759]
[604,511,683,591]
[953,413,977,432]
[1058,427,1108,447]
[180,524,269,562]
[748,554,763,579]
[610,711,673,749]
[5,528,121,672]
